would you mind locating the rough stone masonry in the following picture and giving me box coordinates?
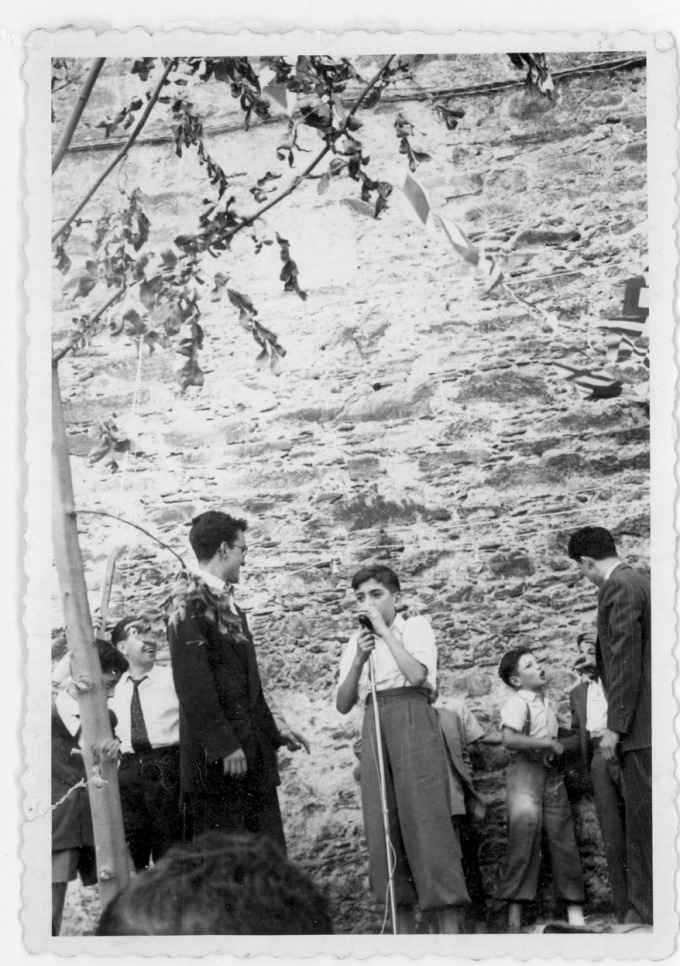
[52,53,649,932]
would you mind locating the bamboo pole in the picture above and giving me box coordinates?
[51,363,130,909]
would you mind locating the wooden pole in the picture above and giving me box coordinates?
[51,363,130,909]
[52,58,106,175]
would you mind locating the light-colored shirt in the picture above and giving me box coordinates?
[446,696,485,744]
[603,560,623,582]
[585,679,609,737]
[337,613,437,704]
[55,689,82,742]
[109,664,180,754]
[195,567,236,612]
[501,689,558,740]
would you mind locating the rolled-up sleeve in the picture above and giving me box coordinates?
[500,695,528,733]
[402,615,437,689]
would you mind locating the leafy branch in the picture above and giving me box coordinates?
[52,58,178,245]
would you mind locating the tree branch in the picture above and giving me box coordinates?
[225,55,397,239]
[52,58,178,245]
[74,509,186,568]
[52,58,106,175]
[52,286,126,364]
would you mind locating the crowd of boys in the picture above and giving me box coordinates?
[51,515,651,936]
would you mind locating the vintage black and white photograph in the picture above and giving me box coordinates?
[21,26,677,958]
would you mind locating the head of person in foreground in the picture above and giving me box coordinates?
[96,831,333,935]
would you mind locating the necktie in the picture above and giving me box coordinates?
[130,677,152,754]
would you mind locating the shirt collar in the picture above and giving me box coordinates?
[603,560,623,582]
[196,567,227,592]
[517,689,543,703]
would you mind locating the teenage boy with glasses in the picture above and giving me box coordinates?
[167,510,308,850]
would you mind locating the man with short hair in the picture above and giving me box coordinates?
[569,631,628,922]
[567,525,652,924]
[167,511,307,849]
[108,617,184,871]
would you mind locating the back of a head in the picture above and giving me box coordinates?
[96,833,333,936]
[189,511,248,563]
[351,564,400,594]
[567,526,617,562]
[498,647,532,687]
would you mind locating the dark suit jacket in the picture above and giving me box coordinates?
[568,681,592,768]
[168,577,282,796]
[596,562,651,753]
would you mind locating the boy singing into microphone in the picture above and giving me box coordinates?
[336,564,469,934]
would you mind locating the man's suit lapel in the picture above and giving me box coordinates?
[235,606,262,706]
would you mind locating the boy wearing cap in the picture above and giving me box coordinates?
[336,564,469,934]
[497,647,585,933]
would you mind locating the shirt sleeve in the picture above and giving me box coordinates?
[461,704,485,744]
[337,632,365,692]
[401,615,436,686]
[500,694,528,733]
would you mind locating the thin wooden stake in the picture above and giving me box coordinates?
[52,363,130,909]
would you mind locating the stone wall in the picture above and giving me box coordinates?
[53,53,649,932]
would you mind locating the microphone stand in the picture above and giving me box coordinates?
[367,650,398,934]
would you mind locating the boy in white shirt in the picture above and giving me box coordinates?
[497,647,585,933]
[336,565,469,934]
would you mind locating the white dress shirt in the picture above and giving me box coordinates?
[337,613,437,704]
[109,664,180,755]
[585,679,609,737]
[501,689,558,739]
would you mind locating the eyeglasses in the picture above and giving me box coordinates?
[230,543,248,555]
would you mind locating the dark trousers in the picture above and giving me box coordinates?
[590,747,628,922]
[361,688,469,912]
[498,757,584,903]
[452,815,486,916]
[190,768,286,854]
[620,747,653,924]
[119,746,184,871]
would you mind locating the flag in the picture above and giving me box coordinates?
[437,216,479,265]
[601,274,649,322]
[402,171,431,226]
[260,67,297,116]
[478,254,503,292]
[595,317,648,339]
[552,362,623,399]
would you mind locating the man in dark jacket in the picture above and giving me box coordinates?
[167,510,307,850]
[569,631,627,922]
[567,526,652,925]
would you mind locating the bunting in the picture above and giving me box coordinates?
[260,68,297,117]
[402,171,431,227]
[401,169,647,406]
[437,216,479,266]
[551,362,623,400]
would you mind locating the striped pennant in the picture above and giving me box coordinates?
[437,216,479,266]
[402,171,431,227]
[595,317,649,339]
[552,362,623,399]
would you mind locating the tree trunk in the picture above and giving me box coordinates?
[51,363,130,910]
